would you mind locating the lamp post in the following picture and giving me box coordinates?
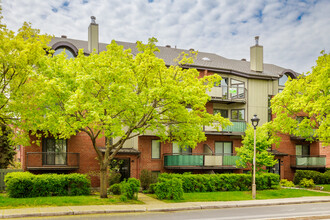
[251,114,260,199]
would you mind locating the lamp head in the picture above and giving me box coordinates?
[251,114,260,129]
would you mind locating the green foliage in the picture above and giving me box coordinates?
[280,179,295,187]
[271,52,330,144]
[140,169,153,190]
[235,123,278,173]
[0,125,16,168]
[293,170,330,184]
[108,183,121,195]
[299,178,315,188]
[154,177,184,200]
[120,178,140,200]
[15,38,230,197]
[109,170,121,186]
[156,173,279,193]
[148,183,157,194]
[5,172,91,198]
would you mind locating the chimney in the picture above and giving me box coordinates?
[250,36,263,72]
[88,16,99,53]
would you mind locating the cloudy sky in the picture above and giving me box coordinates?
[2,0,330,73]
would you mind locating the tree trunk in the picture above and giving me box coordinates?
[99,163,108,198]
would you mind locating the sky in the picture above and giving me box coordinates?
[2,0,330,73]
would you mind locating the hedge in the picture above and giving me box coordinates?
[154,177,184,200]
[5,172,91,198]
[293,170,330,185]
[157,173,279,193]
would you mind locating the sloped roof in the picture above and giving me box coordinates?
[50,37,299,79]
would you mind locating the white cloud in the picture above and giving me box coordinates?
[2,0,330,73]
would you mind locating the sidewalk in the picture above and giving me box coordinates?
[1,194,330,219]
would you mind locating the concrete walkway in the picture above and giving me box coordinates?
[1,194,330,219]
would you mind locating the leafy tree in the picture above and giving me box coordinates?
[271,52,330,144]
[0,9,51,127]
[0,124,16,168]
[15,38,231,198]
[236,123,278,173]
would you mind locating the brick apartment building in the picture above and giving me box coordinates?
[21,17,329,186]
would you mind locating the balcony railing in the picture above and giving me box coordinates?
[290,155,326,168]
[203,120,246,133]
[206,86,247,103]
[164,153,240,169]
[26,152,80,170]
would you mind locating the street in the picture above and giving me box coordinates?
[16,202,330,220]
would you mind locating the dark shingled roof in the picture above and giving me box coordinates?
[98,147,141,155]
[50,37,299,80]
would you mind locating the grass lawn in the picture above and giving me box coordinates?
[319,184,330,192]
[0,193,142,209]
[151,188,330,203]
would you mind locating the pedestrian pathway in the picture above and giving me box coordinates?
[1,195,330,219]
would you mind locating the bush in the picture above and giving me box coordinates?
[299,178,315,188]
[5,172,91,198]
[294,170,330,185]
[140,169,152,190]
[156,173,279,193]
[148,183,157,194]
[109,170,122,186]
[121,178,140,200]
[108,183,121,195]
[280,179,295,187]
[155,177,184,200]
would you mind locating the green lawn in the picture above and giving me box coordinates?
[319,184,330,192]
[0,193,142,209]
[151,188,330,203]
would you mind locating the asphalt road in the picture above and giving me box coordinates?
[14,202,330,220]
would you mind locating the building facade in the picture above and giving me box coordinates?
[21,18,328,186]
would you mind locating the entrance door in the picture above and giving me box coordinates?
[111,158,131,181]
[268,159,280,175]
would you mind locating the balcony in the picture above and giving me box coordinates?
[164,153,240,169]
[290,155,326,169]
[206,86,247,104]
[26,152,80,170]
[203,120,246,135]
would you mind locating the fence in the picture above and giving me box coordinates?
[0,169,23,191]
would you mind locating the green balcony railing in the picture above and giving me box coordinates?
[164,153,240,168]
[291,155,326,168]
[223,121,247,133]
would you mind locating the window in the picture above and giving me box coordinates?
[42,138,67,165]
[151,140,161,159]
[151,171,160,181]
[214,109,228,118]
[279,74,288,86]
[172,143,192,154]
[268,95,272,122]
[219,78,229,98]
[296,144,310,156]
[215,142,232,155]
[278,89,283,93]
[231,109,245,120]
[230,79,245,99]
[54,47,75,59]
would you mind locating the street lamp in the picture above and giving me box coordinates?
[251,114,260,199]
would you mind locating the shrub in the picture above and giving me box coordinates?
[5,172,90,198]
[109,170,122,186]
[140,169,152,190]
[108,183,121,195]
[299,178,315,188]
[280,179,295,187]
[121,178,140,200]
[148,183,157,194]
[155,177,184,200]
[294,170,329,185]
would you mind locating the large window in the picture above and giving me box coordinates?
[53,47,75,59]
[214,109,228,118]
[231,109,245,120]
[42,138,67,165]
[296,144,310,156]
[172,143,192,154]
[215,142,232,155]
[230,79,245,99]
[279,74,288,86]
[151,140,161,159]
[268,95,272,122]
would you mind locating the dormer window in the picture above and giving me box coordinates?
[54,47,75,59]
